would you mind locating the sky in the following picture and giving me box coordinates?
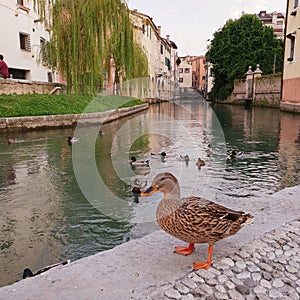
[127,0,287,56]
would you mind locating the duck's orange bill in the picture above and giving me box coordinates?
[140,185,158,197]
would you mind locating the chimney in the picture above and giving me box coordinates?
[157,26,161,35]
[166,35,170,41]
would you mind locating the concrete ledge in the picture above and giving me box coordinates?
[280,101,300,113]
[0,185,299,299]
[0,103,149,132]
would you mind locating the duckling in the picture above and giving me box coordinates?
[140,172,253,270]
[129,156,150,167]
[196,157,206,169]
[7,138,17,145]
[67,136,79,145]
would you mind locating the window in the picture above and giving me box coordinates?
[287,34,295,62]
[160,44,164,55]
[40,37,47,63]
[179,68,183,73]
[179,78,183,83]
[19,32,31,51]
[17,0,24,6]
[185,68,190,73]
[294,0,299,9]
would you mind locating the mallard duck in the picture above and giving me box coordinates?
[140,172,253,270]
[67,136,79,145]
[196,157,205,169]
[22,260,70,279]
[130,156,150,167]
[7,138,17,145]
[227,150,244,159]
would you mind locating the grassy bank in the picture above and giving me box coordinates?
[0,94,145,118]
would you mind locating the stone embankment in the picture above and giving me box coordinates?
[0,185,299,300]
[0,103,149,132]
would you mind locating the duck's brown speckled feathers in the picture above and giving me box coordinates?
[140,172,253,270]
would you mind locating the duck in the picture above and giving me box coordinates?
[7,138,17,145]
[196,157,205,169]
[177,154,190,165]
[140,172,253,270]
[99,130,104,136]
[129,156,150,167]
[227,150,244,159]
[22,260,70,279]
[151,151,167,162]
[67,136,79,145]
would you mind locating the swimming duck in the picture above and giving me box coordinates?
[140,172,253,270]
[7,138,17,145]
[196,158,205,169]
[22,260,70,279]
[99,130,104,136]
[67,136,79,145]
[129,156,150,167]
[151,151,167,162]
[227,150,244,159]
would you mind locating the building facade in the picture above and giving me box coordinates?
[129,9,178,81]
[0,0,58,82]
[281,0,300,111]
[177,60,192,88]
[257,10,285,39]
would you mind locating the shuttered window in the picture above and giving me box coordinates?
[19,32,31,51]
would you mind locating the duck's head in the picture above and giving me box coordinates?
[140,172,180,197]
[23,268,33,279]
[130,156,137,162]
[160,152,166,157]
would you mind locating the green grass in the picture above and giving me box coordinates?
[0,94,145,118]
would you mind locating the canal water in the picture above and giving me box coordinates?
[1,97,300,287]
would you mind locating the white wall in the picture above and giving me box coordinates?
[0,0,56,82]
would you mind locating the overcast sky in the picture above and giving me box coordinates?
[127,0,287,56]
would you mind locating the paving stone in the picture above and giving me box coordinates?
[260,279,272,289]
[268,289,284,299]
[182,277,197,290]
[253,285,267,294]
[235,284,250,295]
[214,292,228,300]
[228,290,244,300]
[251,272,262,282]
[174,283,189,295]
[272,278,284,288]
[199,284,213,295]
[164,288,182,300]
[181,294,194,300]
[220,258,234,267]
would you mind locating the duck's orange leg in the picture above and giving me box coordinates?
[174,243,195,256]
[193,245,213,270]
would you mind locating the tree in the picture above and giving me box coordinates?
[205,14,283,100]
[34,0,148,95]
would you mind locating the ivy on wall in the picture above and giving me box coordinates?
[34,0,148,95]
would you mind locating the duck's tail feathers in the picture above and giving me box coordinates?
[240,213,254,226]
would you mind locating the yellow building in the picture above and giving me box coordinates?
[281,0,300,112]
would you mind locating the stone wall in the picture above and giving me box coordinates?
[0,104,149,132]
[0,79,66,95]
[227,74,281,107]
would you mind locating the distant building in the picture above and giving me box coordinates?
[180,55,206,92]
[130,9,178,81]
[0,0,58,82]
[281,0,300,112]
[257,10,285,39]
[177,60,192,88]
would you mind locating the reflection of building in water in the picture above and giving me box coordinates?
[277,114,300,190]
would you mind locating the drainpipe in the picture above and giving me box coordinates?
[49,87,61,95]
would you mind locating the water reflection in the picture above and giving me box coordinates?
[1,100,300,287]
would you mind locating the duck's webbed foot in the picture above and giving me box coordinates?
[174,243,195,256]
[193,244,214,270]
